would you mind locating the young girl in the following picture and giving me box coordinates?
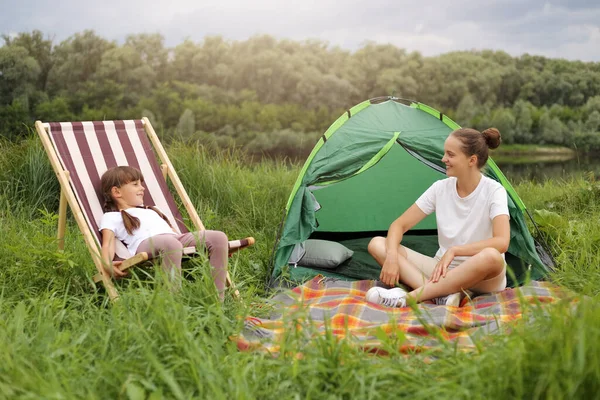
[365,128,510,308]
[99,166,229,298]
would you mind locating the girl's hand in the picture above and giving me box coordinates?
[100,229,127,279]
[380,256,401,286]
[429,249,455,283]
[104,260,127,279]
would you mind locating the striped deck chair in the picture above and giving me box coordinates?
[35,118,254,301]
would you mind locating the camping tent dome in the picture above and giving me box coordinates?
[270,97,553,287]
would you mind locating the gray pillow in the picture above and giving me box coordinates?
[296,239,354,269]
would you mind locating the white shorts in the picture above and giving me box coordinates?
[404,247,507,293]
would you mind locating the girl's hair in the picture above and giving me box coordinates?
[100,166,174,235]
[450,127,501,169]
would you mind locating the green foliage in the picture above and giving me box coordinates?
[175,108,195,140]
[3,30,53,92]
[512,100,535,143]
[3,30,600,154]
[34,96,74,122]
[46,30,116,98]
[539,112,566,144]
[0,100,30,140]
[585,110,600,132]
[0,136,59,216]
[489,108,516,144]
[455,93,480,126]
[0,45,41,105]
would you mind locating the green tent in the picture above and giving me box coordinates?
[270,97,553,287]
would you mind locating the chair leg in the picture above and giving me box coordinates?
[102,275,120,301]
[57,178,68,250]
[92,255,120,301]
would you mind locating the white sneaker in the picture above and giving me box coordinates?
[433,292,463,307]
[365,287,407,308]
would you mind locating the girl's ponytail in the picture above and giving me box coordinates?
[103,195,118,213]
[121,210,141,235]
[146,206,175,231]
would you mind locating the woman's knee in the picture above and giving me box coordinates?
[478,247,505,275]
[368,236,386,256]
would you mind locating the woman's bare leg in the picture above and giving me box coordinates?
[367,236,430,289]
[405,247,505,302]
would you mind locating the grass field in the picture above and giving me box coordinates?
[1,137,599,399]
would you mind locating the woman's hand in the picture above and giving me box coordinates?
[380,256,401,286]
[429,248,455,283]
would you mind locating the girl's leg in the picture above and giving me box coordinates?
[405,247,505,303]
[178,230,229,300]
[136,234,184,283]
[368,236,436,289]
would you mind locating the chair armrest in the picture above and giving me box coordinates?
[92,252,149,283]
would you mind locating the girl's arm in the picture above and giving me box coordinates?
[100,229,126,278]
[448,214,510,257]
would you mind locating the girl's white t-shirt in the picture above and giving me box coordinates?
[99,207,176,256]
[415,175,509,266]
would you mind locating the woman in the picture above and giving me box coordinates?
[365,128,509,308]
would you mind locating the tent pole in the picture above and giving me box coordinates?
[525,209,557,271]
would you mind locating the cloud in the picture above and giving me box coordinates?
[1,0,599,61]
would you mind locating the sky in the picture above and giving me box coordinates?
[1,0,600,61]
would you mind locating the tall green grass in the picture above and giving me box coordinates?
[0,137,599,399]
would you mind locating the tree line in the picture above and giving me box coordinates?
[2,30,600,157]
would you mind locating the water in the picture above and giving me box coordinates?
[494,154,600,182]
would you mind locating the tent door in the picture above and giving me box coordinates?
[316,132,401,187]
[398,141,446,174]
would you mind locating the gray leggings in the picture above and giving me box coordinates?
[136,230,228,295]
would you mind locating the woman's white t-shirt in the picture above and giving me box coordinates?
[415,175,509,266]
[99,207,176,256]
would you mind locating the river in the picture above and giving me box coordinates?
[494,154,600,182]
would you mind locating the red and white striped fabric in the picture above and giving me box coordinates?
[47,120,188,259]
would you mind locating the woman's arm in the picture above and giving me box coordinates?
[380,204,428,285]
[385,204,428,259]
[100,229,126,278]
[449,214,510,257]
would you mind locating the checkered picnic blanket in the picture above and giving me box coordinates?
[236,277,570,355]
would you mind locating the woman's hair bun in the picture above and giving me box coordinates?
[482,128,501,150]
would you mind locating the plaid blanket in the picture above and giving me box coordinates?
[236,277,570,355]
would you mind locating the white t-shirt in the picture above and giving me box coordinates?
[415,175,509,266]
[99,207,176,256]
